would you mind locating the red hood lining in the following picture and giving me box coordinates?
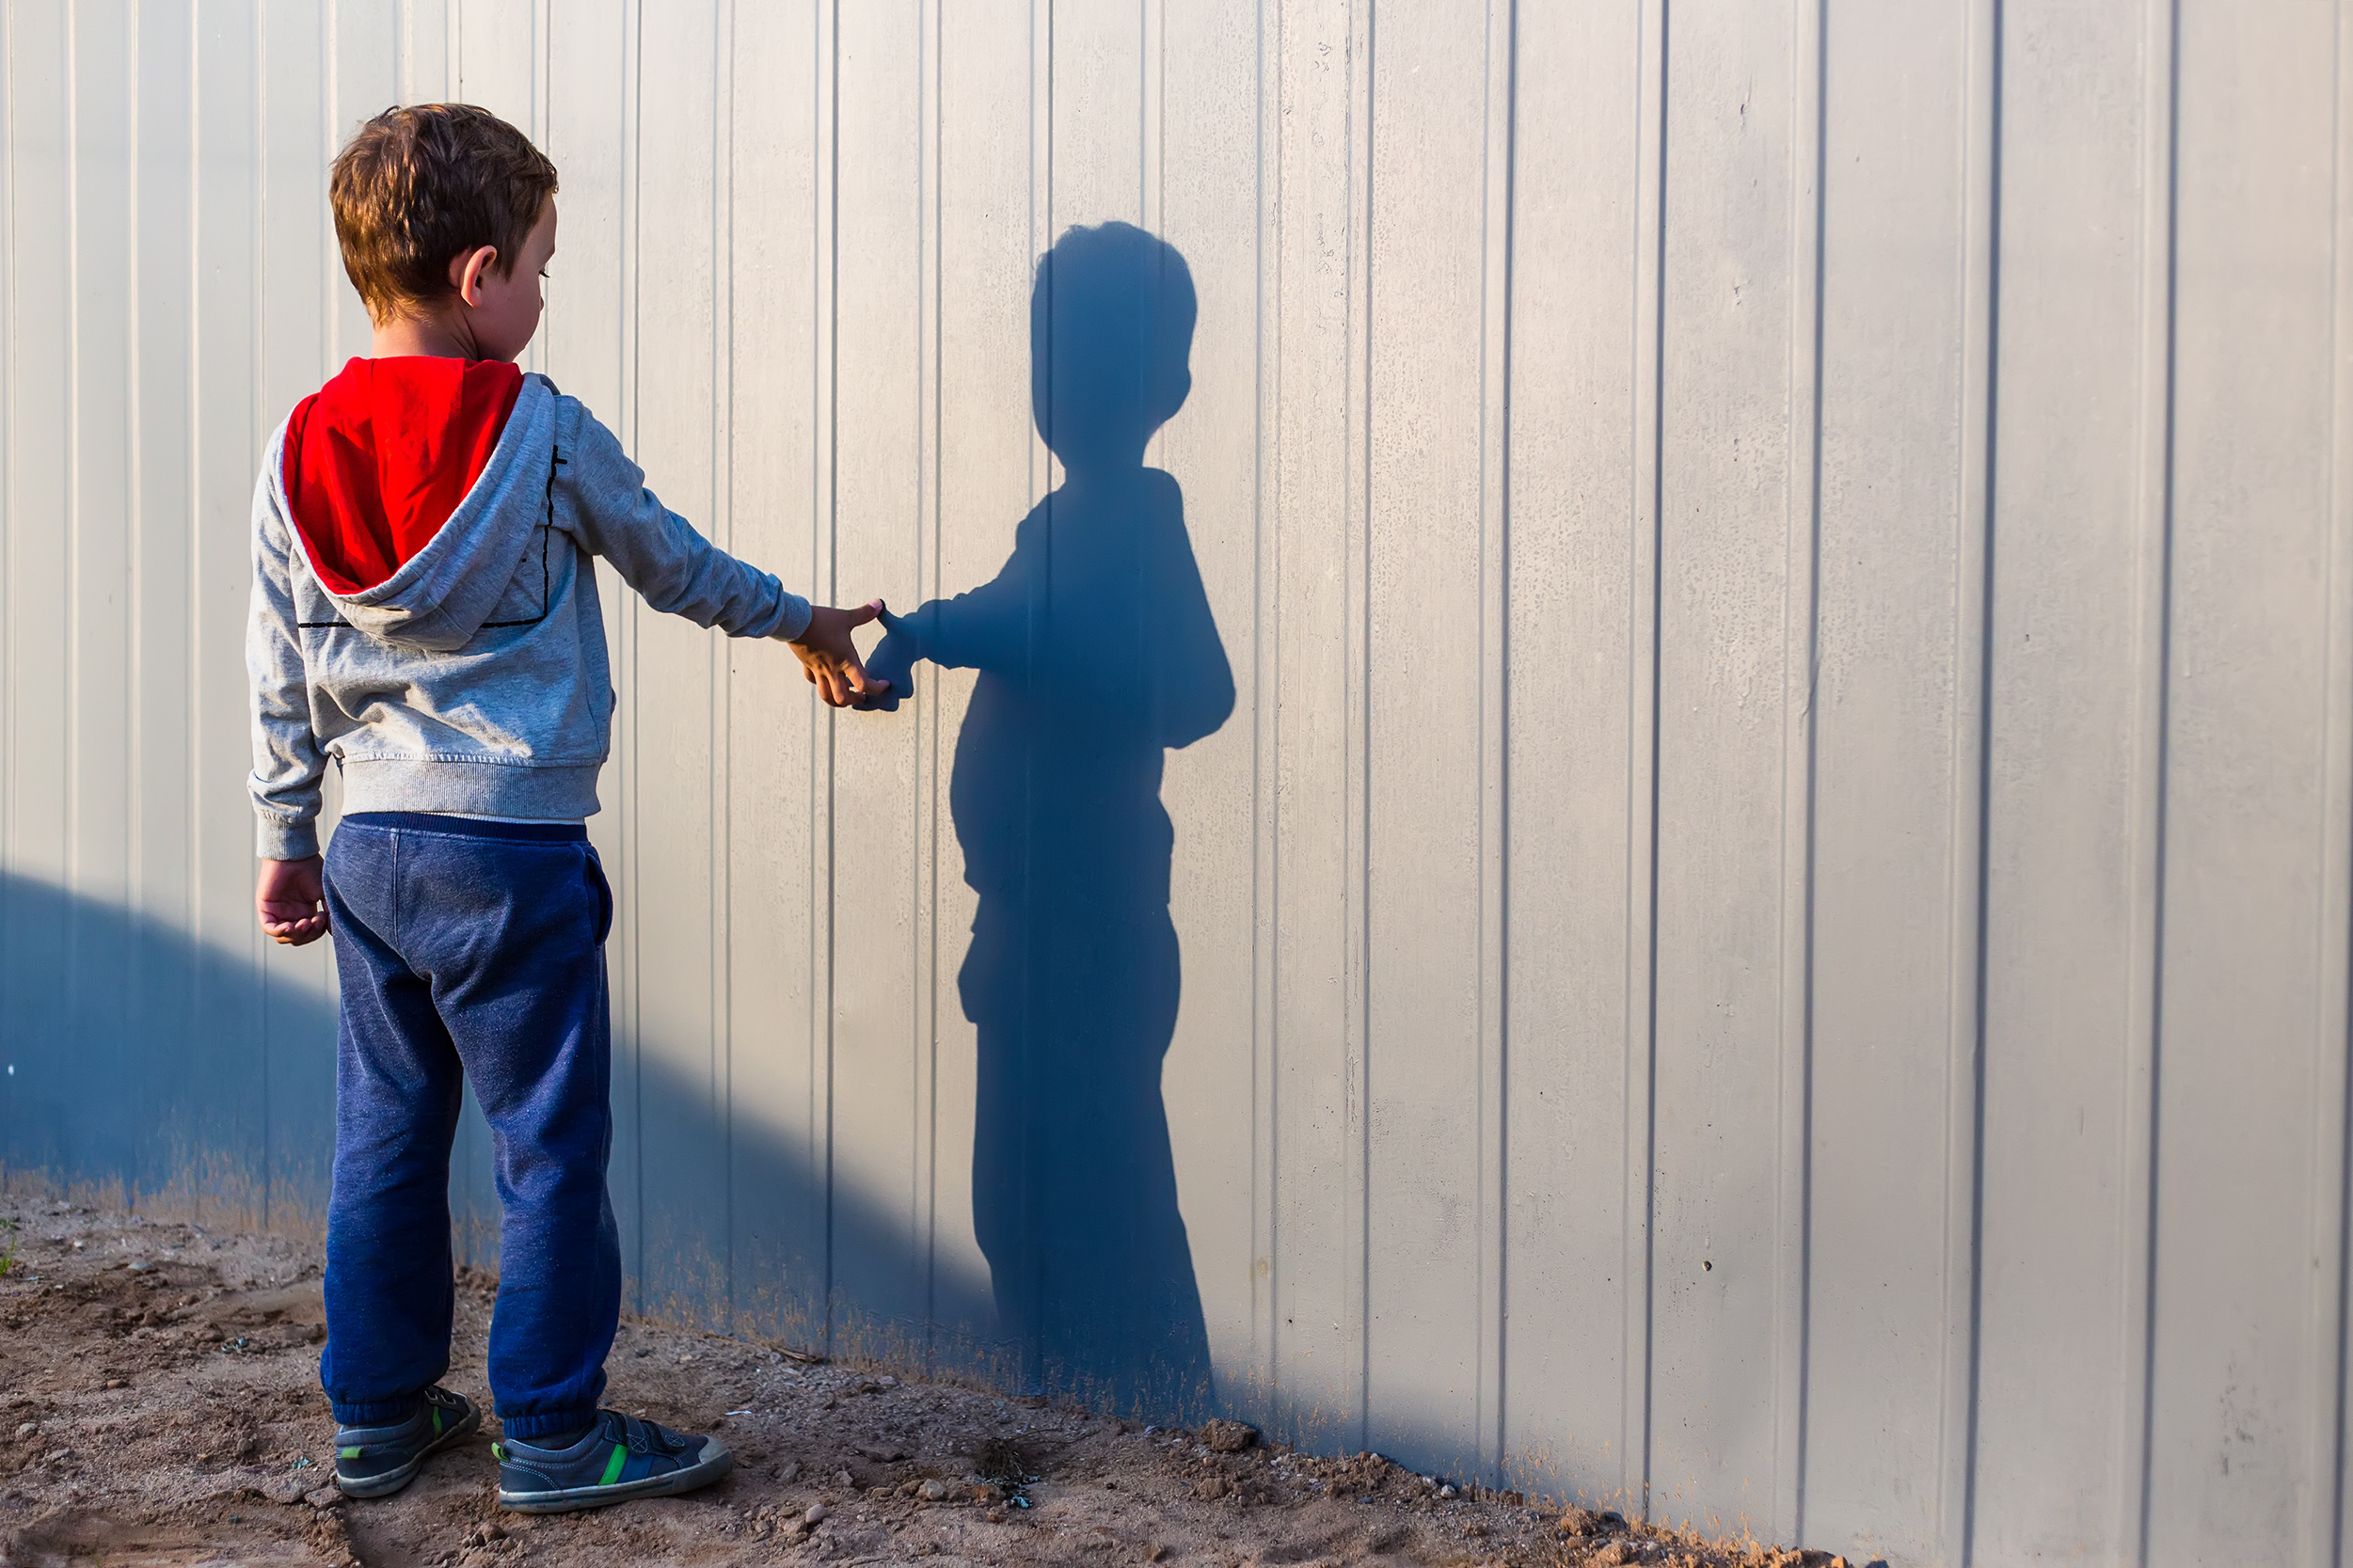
[283,356,525,596]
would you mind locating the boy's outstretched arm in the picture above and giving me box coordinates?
[564,409,888,708]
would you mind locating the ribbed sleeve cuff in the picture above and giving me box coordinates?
[767,591,815,642]
[255,816,320,862]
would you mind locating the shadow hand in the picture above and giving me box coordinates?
[859,623,918,714]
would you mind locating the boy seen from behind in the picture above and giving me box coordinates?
[246,103,883,1513]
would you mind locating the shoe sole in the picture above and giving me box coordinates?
[498,1435,734,1513]
[335,1405,483,1500]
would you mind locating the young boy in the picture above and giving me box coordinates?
[246,103,884,1513]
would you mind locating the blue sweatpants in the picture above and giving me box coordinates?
[319,812,620,1441]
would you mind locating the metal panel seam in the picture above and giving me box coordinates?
[1951,1,2005,1563]
[2122,3,2183,1560]
[1631,0,1669,1518]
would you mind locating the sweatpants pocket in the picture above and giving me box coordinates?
[583,847,613,947]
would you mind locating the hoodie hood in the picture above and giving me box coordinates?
[278,357,557,652]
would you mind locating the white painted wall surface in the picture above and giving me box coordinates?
[3,3,2350,1564]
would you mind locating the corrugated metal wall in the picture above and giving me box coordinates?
[3,2,2349,1563]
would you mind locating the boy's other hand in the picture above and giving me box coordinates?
[256,857,329,946]
[789,600,891,709]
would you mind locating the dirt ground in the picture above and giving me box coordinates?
[0,1193,1829,1568]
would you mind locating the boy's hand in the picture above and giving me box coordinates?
[256,857,329,946]
[789,600,891,708]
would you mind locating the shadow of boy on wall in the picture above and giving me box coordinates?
[868,222,1233,1416]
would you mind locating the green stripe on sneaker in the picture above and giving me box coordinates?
[338,1447,362,1460]
[599,1442,628,1487]
[431,1407,443,1436]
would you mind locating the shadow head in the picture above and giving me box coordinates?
[1031,222,1196,473]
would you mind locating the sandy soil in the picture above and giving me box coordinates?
[0,1193,1827,1568]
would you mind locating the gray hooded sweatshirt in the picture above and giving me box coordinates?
[247,366,810,859]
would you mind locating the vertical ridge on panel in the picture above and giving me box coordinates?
[2312,9,2353,1558]
[0,0,18,1169]
[830,0,930,1354]
[725,0,827,1353]
[70,0,136,1200]
[544,0,641,1306]
[1474,0,1512,1486]
[629,0,726,1325]
[256,0,337,1228]
[1156,0,1262,1426]
[2333,6,2353,1560]
[1799,0,1987,1559]
[1773,0,1822,1541]
[1941,2,1999,1562]
[2147,3,2342,1561]
[1363,0,1492,1481]
[1967,4,2165,1561]
[2117,1,2175,1556]
[711,0,738,1327]
[1647,0,1806,1536]
[1501,0,1646,1509]
[1247,0,1285,1433]
[2332,13,2353,1561]
[130,0,198,1210]
[398,0,453,103]
[1138,0,1161,234]
[191,0,267,1229]
[914,0,942,1370]
[6,0,72,1184]
[811,0,838,1354]
[1031,0,1051,504]
[618,0,643,1312]
[328,1,398,365]
[932,0,1035,1372]
[1646,0,1858,1544]
[1245,0,1278,1424]
[1345,0,1371,1457]
[1627,0,1668,1514]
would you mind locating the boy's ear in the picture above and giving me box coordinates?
[451,244,500,307]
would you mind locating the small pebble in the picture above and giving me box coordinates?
[804,1502,830,1525]
[919,1479,949,1501]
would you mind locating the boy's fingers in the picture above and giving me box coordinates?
[843,598,883,628]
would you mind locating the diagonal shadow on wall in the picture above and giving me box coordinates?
[0,868,1006,1386]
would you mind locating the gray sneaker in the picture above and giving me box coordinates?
[333,1386,481,1498]
[493,1409,733,1513]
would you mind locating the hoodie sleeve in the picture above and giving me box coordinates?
[246,465,326,861]
[562,403,814,641]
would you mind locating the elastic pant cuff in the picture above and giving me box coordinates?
[498,1406,601,1443]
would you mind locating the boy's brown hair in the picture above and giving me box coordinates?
[330,103,558,324]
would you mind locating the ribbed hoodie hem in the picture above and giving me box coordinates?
[339,758,602,821]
